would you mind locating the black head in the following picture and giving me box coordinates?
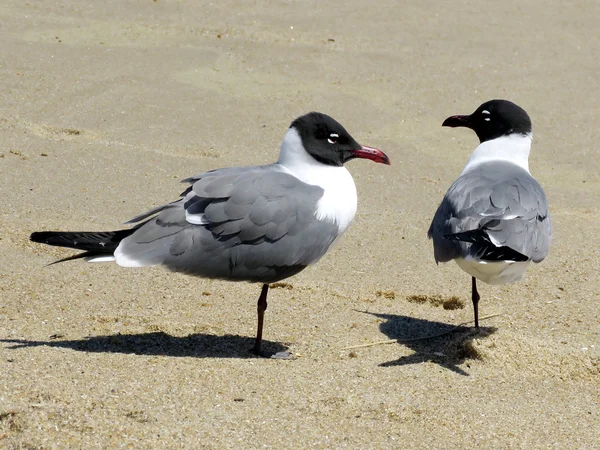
[290,112,390,166]
[442,100,532,143]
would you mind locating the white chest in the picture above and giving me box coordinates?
[312,167,358,233]
[281,163,358,234]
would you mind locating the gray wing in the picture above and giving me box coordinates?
[117,165,340,283]
[428,161,551,263]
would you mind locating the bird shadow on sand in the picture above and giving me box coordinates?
[1,332,288,359]
[358,311,497,376]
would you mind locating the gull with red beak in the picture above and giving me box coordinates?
[429,100,551,328]
[30,112,390,358]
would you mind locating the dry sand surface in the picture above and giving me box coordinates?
[1,1,599,448]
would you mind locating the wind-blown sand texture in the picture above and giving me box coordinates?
[1,1,598,448]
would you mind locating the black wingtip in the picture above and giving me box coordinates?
[30,231,51,244]
[443,229,488,244]
[29,229,135,252]
[46,251,101,266]
[444,230,529,262]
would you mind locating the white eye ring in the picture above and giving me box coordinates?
[484,118,491,122]
[482,110,491,115]
[327,133,339,144]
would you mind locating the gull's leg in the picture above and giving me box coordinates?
[252,284,269,355]
[472,277,480,329]
[251,284,294,359]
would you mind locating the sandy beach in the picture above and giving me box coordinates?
[1,0,599,448]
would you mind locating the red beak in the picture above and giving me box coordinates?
[351,145,391,165]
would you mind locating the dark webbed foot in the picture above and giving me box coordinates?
[250,347,295,360]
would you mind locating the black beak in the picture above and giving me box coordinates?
[442,114,472,128]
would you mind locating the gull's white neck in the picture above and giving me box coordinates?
[461,133,532,175]
[277,128,324,175]
[276,128,357,234]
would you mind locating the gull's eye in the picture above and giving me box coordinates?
[482,110,491,122]
[327,133,339,144]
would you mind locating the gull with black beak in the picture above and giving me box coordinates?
[30,112,390,358]
[429,100,551,327]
